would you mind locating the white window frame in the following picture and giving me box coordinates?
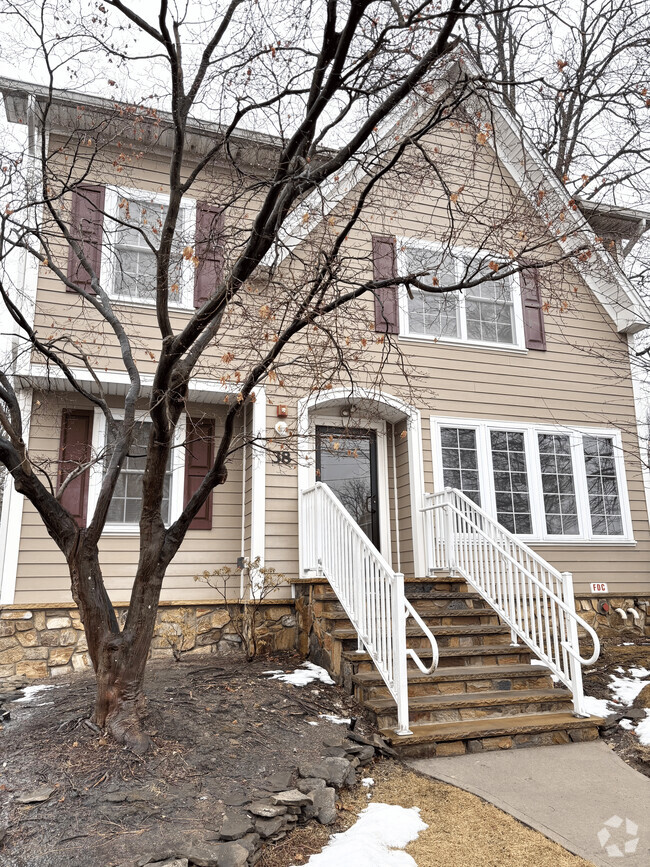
[431,416,635,544]
[397,238,526,352]
[87,408,186,535]
[101,186,196,311]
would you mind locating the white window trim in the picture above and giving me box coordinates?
[88,408,186,535]
[430,415,635,545]
[396,238,527,352]
[101,185,196,311]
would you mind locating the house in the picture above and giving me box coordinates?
[1,65,649,756]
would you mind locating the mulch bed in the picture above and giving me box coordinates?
[581,635,650,778]
[0,652,374,867]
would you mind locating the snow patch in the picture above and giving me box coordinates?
[264,662,335,687]
[319,713,351,725]
[636,711,650,747]
[292,802,427,866]
[619,718,634,730]
[306,721,319,726]
[15,684,57,704]
[583,695,612,717]
[609,672,649,706]
[361,778,374,787]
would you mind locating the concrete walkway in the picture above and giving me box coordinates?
[409,741,650,867]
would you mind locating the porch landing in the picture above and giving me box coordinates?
[297,575,603,759]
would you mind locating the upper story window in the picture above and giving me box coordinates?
[104,187,196,309]
[398,240,523,350]
[432,417,634,543]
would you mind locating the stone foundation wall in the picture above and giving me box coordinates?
[0,600,297,680]
[576,595,650,639]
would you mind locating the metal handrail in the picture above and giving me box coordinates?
[423,488,601,715]
[300,482,438,735]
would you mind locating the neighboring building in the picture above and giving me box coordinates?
[1,71,649,754]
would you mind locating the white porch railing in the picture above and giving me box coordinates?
[422,488,600,716]
[301,482,438,735]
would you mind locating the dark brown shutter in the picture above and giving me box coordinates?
[372,235,399,334]
[194,203,224,308]
[520,267,546,350]
[66,184,105,294]
[184,418,215,530]
[57,409,93,527]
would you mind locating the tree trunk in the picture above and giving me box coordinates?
[69,541,162,755]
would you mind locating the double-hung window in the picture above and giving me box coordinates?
[87,410,185,534]
[432,418,633,542]
[104,187,195,308]
[398,240,522,349]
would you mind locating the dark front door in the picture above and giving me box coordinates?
[315,426,380,549]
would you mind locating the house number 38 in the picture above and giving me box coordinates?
[271,449,292,465]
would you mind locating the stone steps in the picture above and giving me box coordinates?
[343,644,534,673]
[332,624,513,651]
[367,688,573,728]
[352,663,556,701]
[295,575,602,758]
[380,712,602,758]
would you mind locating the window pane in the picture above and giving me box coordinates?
[114,198,182,302]
[490,429,531,534]
[106,421,172,525]
[463,264,514,345]
[582,435,623,535]
[538,433,579,535]
[440,427,481,505]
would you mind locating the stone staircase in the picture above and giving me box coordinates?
[296,574,603,758]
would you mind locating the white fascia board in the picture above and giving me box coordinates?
[22,364,240,403]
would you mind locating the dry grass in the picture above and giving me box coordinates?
[260,759,594,867]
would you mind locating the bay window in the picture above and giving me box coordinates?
[432,418,633,542]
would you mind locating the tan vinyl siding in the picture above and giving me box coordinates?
[13,123,650,602]
[14,394,244,605]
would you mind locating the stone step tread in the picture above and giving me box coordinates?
[322,608,499,621]
[343,645,531,663]
[381,712,603,745]
[365,688,572,714]
[353,663,550,686]
[331,624,510,641]
[318,590,482,602]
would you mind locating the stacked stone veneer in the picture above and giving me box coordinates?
[576,596,650,638]
[0,600,297,680]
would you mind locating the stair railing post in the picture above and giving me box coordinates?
[444,488,456,576]
[561,571,588,717]
[314,483,323,576]
[392,571,412,736]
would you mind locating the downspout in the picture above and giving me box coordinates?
[240,403,248,600]
[391,422,401,574]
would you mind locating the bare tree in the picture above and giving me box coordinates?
[0,0,618,751]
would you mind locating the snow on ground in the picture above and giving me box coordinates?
[15,685,57,704]
[362,778,375,787]
[292,802,427,867]
[263,662,335,687]
[583,695,613,717]
[636,712,650,747]
[609,671,649,706]
[319,713,351,725]
[619,718,635,730]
